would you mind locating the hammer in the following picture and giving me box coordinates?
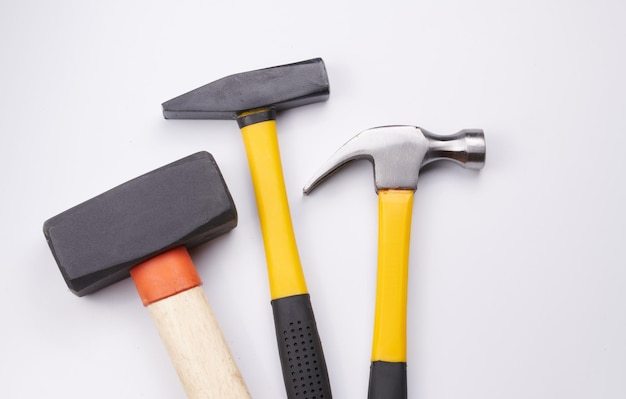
[163,58,332,399]
[43,152,250,399]
[303,126,486,399]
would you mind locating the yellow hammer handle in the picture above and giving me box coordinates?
[239,110,333,399]
[371,189,414,362]
[240,116,308,300]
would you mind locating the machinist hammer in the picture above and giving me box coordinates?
[43,152,250,399]
[163,58,332,399]
[304,126,486,399]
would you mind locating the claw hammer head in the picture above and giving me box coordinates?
[303,125,486,194]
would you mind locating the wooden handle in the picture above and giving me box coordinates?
[130,248,250,399]
[147,286,251,399]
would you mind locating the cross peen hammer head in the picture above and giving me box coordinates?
[162,58,329,120]
[303,125,486,194]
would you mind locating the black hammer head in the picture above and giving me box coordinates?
[43,152,237,296]
[162,58,330,120]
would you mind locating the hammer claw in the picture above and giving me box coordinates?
[305,126,486,194]
[304,126,430,194]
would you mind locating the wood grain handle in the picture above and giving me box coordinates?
[130,248,250,399]
[147,286,251,399]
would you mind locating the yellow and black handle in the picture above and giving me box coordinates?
[368,189,414,399]
[238,109,332,399]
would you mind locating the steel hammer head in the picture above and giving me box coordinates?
[162,58,330,120]
[43,152,237,296]
[303,125,486,194]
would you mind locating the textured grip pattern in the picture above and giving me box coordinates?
[272,294,332,399]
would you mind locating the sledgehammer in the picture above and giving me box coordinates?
[304,126,486,399]
[163,58,332,399]
[43,152,250,399]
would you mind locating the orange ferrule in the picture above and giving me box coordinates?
[130,246,201,306]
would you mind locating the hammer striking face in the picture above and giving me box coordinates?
[304,125,485,399]
[43,152,251,399]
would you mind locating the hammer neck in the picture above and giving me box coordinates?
[237,108,277,128]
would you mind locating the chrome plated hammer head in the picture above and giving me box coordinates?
[303,126,486,194]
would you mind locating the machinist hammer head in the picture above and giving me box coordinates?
[162,58,329,121]
[303,125,486,194]
[162,59,334,399]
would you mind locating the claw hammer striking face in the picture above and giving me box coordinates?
[304,125,485,399]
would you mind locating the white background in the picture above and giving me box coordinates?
[1,1,625,398]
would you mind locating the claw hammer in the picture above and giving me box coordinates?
[304,126,486,399]
[163,58,332,399]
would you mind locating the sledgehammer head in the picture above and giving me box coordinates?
[162,58,329,120]
[43,152,237,296]
[304,125,486,194]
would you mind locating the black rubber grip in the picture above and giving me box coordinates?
[271,294,332,399]
[368,361,407,399]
